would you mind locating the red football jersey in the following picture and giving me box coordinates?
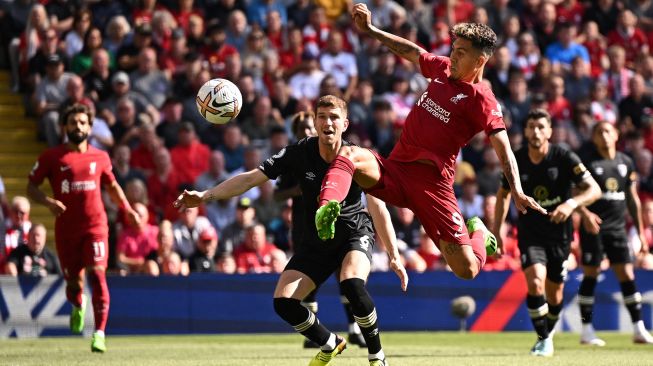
[390,53,506,180]
[29,145,115,234]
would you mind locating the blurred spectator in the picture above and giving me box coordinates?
[206,197,238,233]
[216,253,237,274]
[173,206,212,260]
[634,148,653,199]
[236,73,258,122]
[84,98,115,152]
[44,0,74,43]
[546,75,573,124]
[219,197,256,254]
[579,20,608,78]
[589,79,618,125]
[226,10,249,54]
[233,222,279,273]
[202,23,238,78]
[429,21,451,56]
[607,9,648,68]
[485,45,517,100]
[533,1,558,52]
[501,15,521,59]
[72,27,111,75]
[267,200,292,253]
[269,76,299,120]
[619,74,653,132]
[110,97,141,147]
[32,53,73,146]
[89,0,130,33]
[84,48,114,103]
[195,150,229,192]
[219,123,246,173]
[403,0,433,48]
[103,15,132,58]
[279,27,304,77]
[504,72,531,130]
[545,22,590,73]
[186,14,205,52]
[476,147,503,196]
[382,74,415,124]
[151,9,177,54]
[65,9,93,59]
[636,55,653,94]
[583,0,619,36]
[241,96,282,147]
[367,98,395,157]
[289,50,325,101]
[371,48,396,95]
[462,133,487,172]
[602,45,633,104]
[99,71,160,128]
[130,47,170,109]
[302,7,330,60]
[232,147,263,201]
[189,226,218,272]
[415,226,445,271]
[5,223,60,277]
[131,123,163,178]
[512,32,540,81]
[112,144,146,189]
[116,202,159,275]
[252,180,284,228]
[159,30,189,80]
[116,23,154,73]
[145,220,190,276]
[458,178,484,220]
[9,4,49,92]
[270,247,287,273]
[148,146,183,221]
[320,30,358,101]
[556,0,584,26]
[564,56,593,105]
[170,122,211,186]
[2,196,32,274]
[173,0,203,35]
[265,10,285,50]
[487,0,516,37]
[132,0,162,27]
[246,0,288,29]
[287,0,312,28]
[26,27,67,94]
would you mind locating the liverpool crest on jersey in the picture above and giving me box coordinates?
[450,93,468,104]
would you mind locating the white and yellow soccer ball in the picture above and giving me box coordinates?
[195,78,243,124]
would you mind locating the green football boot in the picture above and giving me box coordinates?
[91,331,107,353]
[466,217,498,256]
[315,200,341,241]
[308,336,346,366]
[70,294,87,335]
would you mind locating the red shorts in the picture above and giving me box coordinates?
[365,153,470,246]
[55,229,109,279]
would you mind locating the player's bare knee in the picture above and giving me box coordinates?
[455,265,478,280]
[526,278,545,294]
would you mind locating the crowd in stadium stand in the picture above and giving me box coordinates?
[2,0,653,276]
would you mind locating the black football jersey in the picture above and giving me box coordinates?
[502,144,591,244]
[582,149,635,234]
[259,137,368,246]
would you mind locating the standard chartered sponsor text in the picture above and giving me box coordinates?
[421,97,451,123]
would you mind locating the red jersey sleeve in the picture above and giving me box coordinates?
[470,85,506,135]
[418,53,451,79]
[100,151,116,186]
[28,150,52,186]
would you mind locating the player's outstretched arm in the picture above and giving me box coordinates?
[174,169,269,210]
[492,187,511,257]
[106,180,141,226]
[27,181,66,216]
[352,3,427,67]
[366,194,408,291]
[489,130,547,215]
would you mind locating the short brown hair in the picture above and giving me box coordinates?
[316,95,347,116]
[451,23,498,57]
[526,108,552,126]
[60,103,93,125]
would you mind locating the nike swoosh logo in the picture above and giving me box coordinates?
[453,232,464,238]
[434,78,444,84]
[60,166,70,171]
[211,99,232,109]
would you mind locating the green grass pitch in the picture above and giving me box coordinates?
[1,331,651,366]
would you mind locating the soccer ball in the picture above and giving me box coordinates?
[195,78,242,124]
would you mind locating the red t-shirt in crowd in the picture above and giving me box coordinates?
[29,145,115,235]
[170,141,211,185]
[233,242,278,274]
[390,53,505,180]
[116,224,159,260]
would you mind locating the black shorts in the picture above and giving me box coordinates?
[519,240,571,283]
[285,221,375,287]
[580,230,632,266]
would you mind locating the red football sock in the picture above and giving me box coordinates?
[66,285,83,308]
[469,229,487,270]
[319,155,355,207]
[89,268,110,332]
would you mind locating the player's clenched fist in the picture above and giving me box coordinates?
[174,190,205,210]
[352,3,372,32]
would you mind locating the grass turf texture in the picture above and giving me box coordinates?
[1,331,650,366]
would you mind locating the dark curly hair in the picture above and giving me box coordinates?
[451,23,498,57]
[60,103,93,126]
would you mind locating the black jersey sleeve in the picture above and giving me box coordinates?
[625,154,637,188]
[258,144,298,180]
[564,149,592,185]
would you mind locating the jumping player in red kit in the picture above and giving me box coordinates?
[27,104,140,353]
[316,4,546,280]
